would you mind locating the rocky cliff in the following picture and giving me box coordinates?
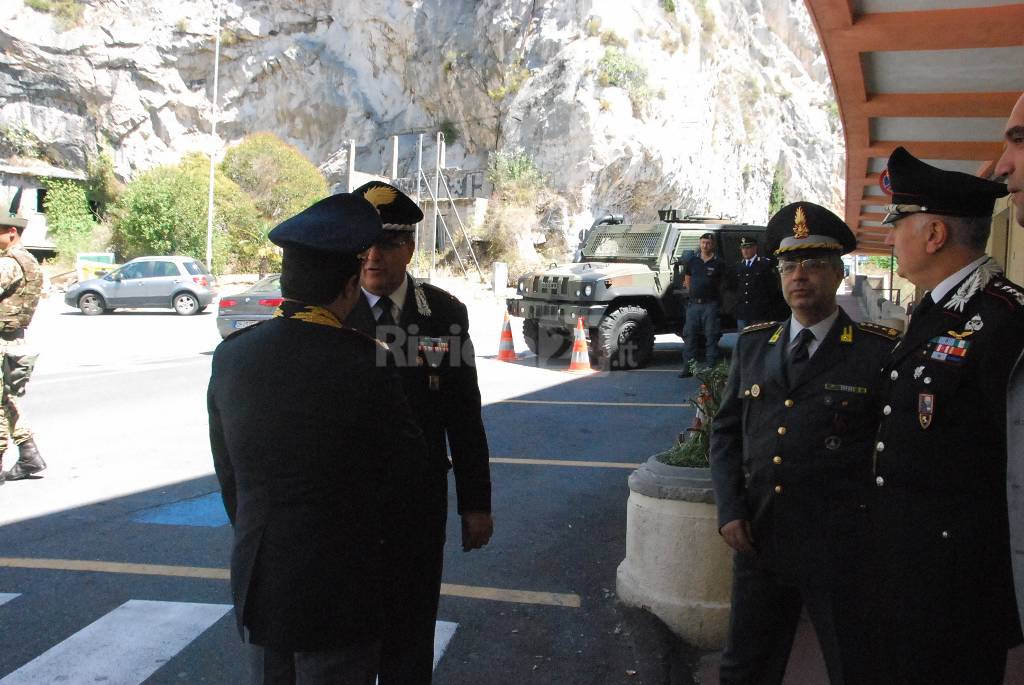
[0,0,842,238]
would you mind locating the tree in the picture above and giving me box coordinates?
[111,153,264,273]
[768,164,786,217]
[42,178,96,261]
[220,133,328,223]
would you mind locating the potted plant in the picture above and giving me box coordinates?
[615,361,735,649]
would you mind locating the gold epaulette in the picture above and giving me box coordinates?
[740,321,780,335]
[857,321,901,340]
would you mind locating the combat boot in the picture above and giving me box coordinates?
[4,438,45,480]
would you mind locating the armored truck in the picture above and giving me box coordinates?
[506,212,774,369]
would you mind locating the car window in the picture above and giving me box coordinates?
[183,260,211,276]
[120,262,153,279]
[250,275,281,293]
[152,261,180,277]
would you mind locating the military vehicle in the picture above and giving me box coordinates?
[506,211,774,369]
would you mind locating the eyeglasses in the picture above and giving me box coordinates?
[776,258,834,275]
[369,237,412,251]
[881,204,928,225]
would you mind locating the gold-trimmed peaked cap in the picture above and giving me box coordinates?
[766,201,856,256]
[353,181,424,232]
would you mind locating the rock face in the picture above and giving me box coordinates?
[0,0,842,238]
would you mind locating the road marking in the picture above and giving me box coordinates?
[0,593,19,607]
[440,582,580,608]
[433,621,458,669]
[490,457,640,470]
[133,492,229,527]
[0,558,582,608]
[0,599,230,685]
[497,399,691,408]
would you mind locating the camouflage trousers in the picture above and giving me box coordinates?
[0,352,36,463]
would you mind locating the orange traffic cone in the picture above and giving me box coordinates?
[497,311,518,361]
[567,317,594,373]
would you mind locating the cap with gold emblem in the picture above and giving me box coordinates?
[766,201,856,256]
[352,181,424,232]
[268,193,383,255]
[880,146,1008,225]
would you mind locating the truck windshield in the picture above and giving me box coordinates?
[581,230,663,261]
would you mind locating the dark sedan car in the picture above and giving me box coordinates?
[216,274,282,338]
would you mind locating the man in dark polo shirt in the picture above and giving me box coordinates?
[679,231,725,377]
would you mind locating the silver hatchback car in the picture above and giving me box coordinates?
[64,256,218,316]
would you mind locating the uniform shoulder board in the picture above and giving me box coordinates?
[984,277,1024,310]
[740,321,779,334]
[857,321,901,340]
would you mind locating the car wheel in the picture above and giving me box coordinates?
[197,305,207,313]
[522,318,571,359]
[597,305,655,370]
[78,292,106,316]
[173,293,200,316]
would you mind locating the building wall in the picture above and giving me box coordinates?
[991,196,1024,285]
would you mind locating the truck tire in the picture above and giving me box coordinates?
[597,305,655,370]
[523,318,571,359]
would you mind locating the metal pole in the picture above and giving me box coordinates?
[204,0,222,271]
[415,133,423,256]
[432,132,441,277]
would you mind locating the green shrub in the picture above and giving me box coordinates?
[695,0,716,36]
[487,150,545,205]
[24,0,84,30]
[658,361,730,467]
[220,132,328,224]
[42,178,96,263]
[661,0,677,12]
[769,164,786,217]
[86,149,123,220]
[0,123,44,159]
[111,154,264,273]
[600,31,628,48]
[439,120,460,145]
[487,63,530,101]
[597,47,650,113]
[584,17,601,37]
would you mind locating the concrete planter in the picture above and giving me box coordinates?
[615,455,733,649]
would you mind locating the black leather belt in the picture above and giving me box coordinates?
[690,298,718,305]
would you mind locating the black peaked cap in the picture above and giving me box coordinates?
[352,181,424,230]
[883,146,1007,219]
[268,193,383,254]
[766,201,856,256]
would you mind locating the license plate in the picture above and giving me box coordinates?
[233,320,259,329]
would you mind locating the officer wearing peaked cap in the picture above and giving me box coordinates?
[732,235,782,330]
[344,181,492,685]
[868,147,1024,683]
[208,191,430,684]
[711,202,897,684]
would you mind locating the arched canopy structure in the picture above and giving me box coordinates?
[803,0,1024,254]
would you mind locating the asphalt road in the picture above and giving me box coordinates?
[0,292,699,684]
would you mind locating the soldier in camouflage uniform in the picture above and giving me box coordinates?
[0,213,45,484]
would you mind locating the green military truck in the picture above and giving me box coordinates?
[506,211,774,369]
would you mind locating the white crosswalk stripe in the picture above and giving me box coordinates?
[0,594,459,683]
[0,599,231,685]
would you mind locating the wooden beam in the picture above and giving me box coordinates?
[864,140,1004,160]
[863,92,1021,118]
[830,6,1024,51]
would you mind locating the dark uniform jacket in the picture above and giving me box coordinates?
[208,311,429,651]
[711,308,897,582]
[732,255,780,323]
[871,259,1024,678]
[346,275,491,514]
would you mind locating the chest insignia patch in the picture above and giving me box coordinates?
[750,384,761,398]
[823,383,867,394]
[964,314,984,332]
[840,326,853,343]
[768,326,783,345]
[913,365,924,379]
[918,393,935,430]
[928,335,970,363]
[418,337,449,368]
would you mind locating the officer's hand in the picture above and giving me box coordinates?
[461,511,493,551]
[720,519,755,555]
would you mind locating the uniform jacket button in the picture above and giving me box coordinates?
[773,455,782,465]
[774,485,783,494]
[876,441,885,452]
[777,426,787,436]
[883,405,892,416]
[890,370,899,380]
[941,531,950,539]
[784,399,794,408]
[876,476,885,487]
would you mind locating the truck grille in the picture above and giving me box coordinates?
[529,275,570,296]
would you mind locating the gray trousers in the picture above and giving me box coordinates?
[249,641,380,685]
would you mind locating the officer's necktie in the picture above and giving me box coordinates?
[376,295,396,328]
[786,328,815,386]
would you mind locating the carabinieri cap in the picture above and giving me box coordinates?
[353,181,424,232]
[879,146,1008,225]
[766,201,856,256]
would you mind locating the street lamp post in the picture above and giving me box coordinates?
[205,0,222,271]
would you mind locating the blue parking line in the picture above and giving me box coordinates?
[133,493,229,528]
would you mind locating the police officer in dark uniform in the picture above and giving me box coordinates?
[344,182,492,685]
[869,147,1024,684]
[680,231,725,377]
[732,236,779,330]
[208,192,430,684]
[711,202,899,684]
